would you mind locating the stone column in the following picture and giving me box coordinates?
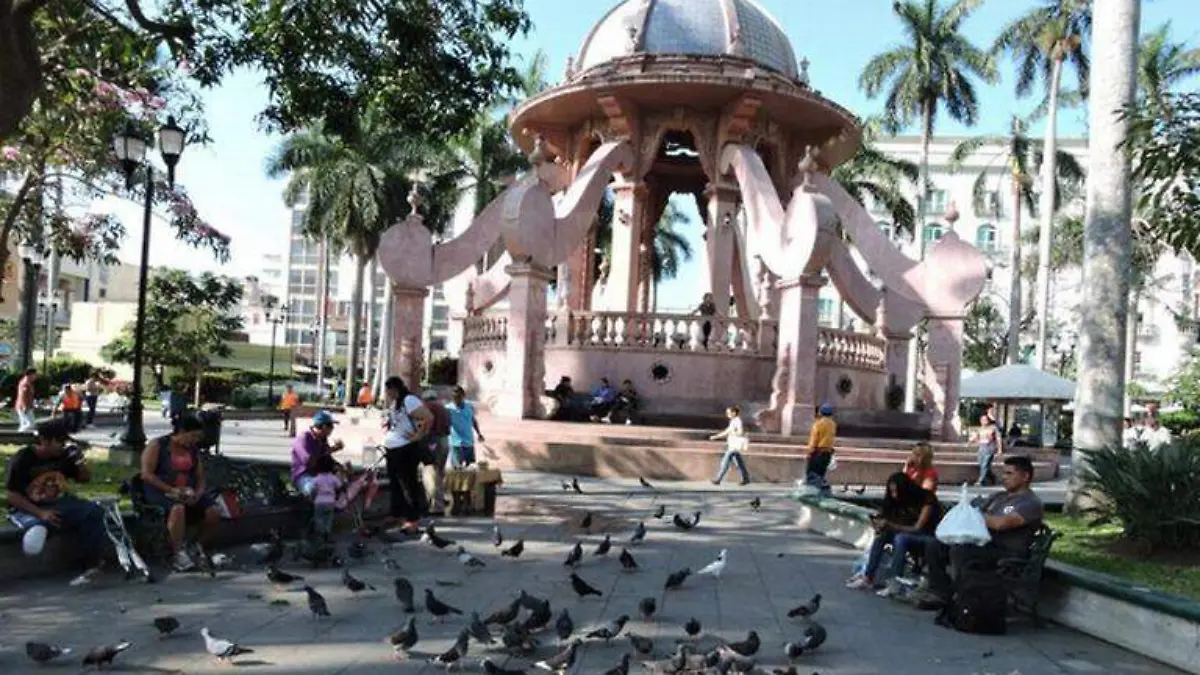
[705,181,739,317]
[390,285,429,391]
[777,273,826,437]
[496,261,555,419]
[884,331,912,405]
[565,229,596,311]
[924,315,967,440]
[602,180,646,312]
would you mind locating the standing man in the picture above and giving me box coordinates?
[421,392,452,516]
[445,386,484,468]
[357,382,374,407]
[279,384,301,437]
[54,384,84,432]
[15,367,37,432]
[83,373,104,427]
[805,404,838,494]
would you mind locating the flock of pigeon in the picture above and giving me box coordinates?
[23,475,828,673]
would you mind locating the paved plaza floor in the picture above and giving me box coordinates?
[0,471,1180,674]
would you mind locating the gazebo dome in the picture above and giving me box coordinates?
[577,0,800,80]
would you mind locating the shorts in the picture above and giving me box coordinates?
[449,445,476,467]
[145,490,217,524]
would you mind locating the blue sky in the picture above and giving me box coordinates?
[106,0,1200,310]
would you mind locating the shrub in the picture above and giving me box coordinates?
[1078,440,1200,551]
[0,358,112,402]
[427,357,458,386]
[1158,409,1200,435]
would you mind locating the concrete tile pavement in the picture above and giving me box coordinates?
[0,469,1177,674]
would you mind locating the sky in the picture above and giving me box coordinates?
[101,0,1200,311]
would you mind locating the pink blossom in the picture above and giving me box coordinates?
[146,96,167,111]
[1,146,20,161]
[93,80,117,98]
[176,57,193,75]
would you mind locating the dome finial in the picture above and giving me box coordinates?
[799,146,821,192]
[627,24,639,53]
[529,134,548,166]
[407,182,423,215]
[565,56,576,81]
[799,57,811,85]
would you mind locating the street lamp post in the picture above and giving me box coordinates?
[266,303,289,406]
[38,292,60,371]
[16,245,43,372]
[113,117,186,449]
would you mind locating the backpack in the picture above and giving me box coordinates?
[425,401,452,437]
[939,559,1007,634]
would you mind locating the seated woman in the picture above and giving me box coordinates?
[902,442,939,491]
[845,471,941,597]
[139,415,221,572]
[612,379,639,424]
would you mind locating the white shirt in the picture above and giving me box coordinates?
[383,395,425,448]
[1145,426,1172,451]
[1122,426,1143,450]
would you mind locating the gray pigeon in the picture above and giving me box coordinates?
[585,615,629,643]
[716,644,757,673]
[786,593,821,618]
[483,658,528,675]
[799,619,827,650]
[492,524,504,547]
[638,597,656,620]
[425,588,463,621]
[665,567,691,590]
[725,630,759,656]
[555,608,574,643]
[502,622,538,655]
[683,617,701,639]
[342,568,375,592]
[535,638,580,673]
[25,642,71,664]
[563,541,582,567]
[594,534,611,556]
[469,612,497,645]
[784,641,804,660]
[629,521,647,544]
[601,652,632,675]
[304,585,331,619]
[152,616,180,637]
[484,598,521,625]
[627,632,654,655]
[387,616,418,659]
[394,577,415,612]
[619,548,638,571]
[81,641,132,668]
[202,628,253,662]
[457,546,486,570]
[522,598,553,633]
[429,629,470,669]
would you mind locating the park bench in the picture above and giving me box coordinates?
[997,524,1060,625]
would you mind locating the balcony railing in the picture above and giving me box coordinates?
[461,315,508,350]
[816,328,886,372]
[549,311,777,356]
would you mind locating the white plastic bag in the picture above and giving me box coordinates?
[935,484,991,546]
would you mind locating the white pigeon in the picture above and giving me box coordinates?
[697,549,727,578]
[201,627,253,662]
[456,546,486,570]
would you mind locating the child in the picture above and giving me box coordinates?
[710,405,750,485]
[310,454,344,541]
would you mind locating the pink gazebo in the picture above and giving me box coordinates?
[377,0,987,440]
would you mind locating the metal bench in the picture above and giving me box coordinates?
[997,524,1060,625]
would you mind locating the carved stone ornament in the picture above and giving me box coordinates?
[798,146,820,192]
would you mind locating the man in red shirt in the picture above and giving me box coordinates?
[15,368,37,432]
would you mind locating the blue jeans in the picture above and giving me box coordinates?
[8,495,107,564]
[977,449,996,485]
[449,445,475,468]
[888,532,937,579]
[714,449,749,484]
[806,450,834,493]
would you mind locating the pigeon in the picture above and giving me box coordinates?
[585,615,629,642]
[501,539,525,558]
[457,546,486,569]
[347,540,367,560]
[716,644,757,673]
[256,529,284,566]
[619,548,638,571]
[840,484,850,493]
[749,497,761,511]
[469,612,497,645]
[580,512,593,531]
[502,621,539,655]
[560,480,571,491]
[423,525,456,549]
[394,577,415,612]
[152,616,180,637]
[629,521,647,544]
[569,572,603,598]
[25,642,71,664]
[81,641,132,668]
[726,630,760,656]
[784,641,804,660]
[563,541,583,567]
[425,588,463,621]
[484,598,522,625]
[664,567,691,590]
[429,629,470,669]
[342,569,375,592]
[799,620,827,650]
[601,652,632,675]
[266,566,303,586]
[387,616,418,659]
[555,609,574,643]
[644,644,690,673]
[202,628,253,662]
[483,658,528,675]
[492,524,504,547]
[571,477,583,494]
[672,511,701,530]
[786,593,821,618]
[639,476,653,489]
[854,485,867,495]
[594,534,611,556]
[774,667,800,675]
[381,555,400,571]
[638,596,656,620]
[697,549,727,578]
[628,632,654,655]
[304,586,331,619]
[522,598,553,633]
[535,638,580,673]
[653,504,666,519]
[683,617,701,639]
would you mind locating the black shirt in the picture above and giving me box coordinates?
[884,489,942,534]
[4,446,80,508]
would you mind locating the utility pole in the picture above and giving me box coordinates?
[314,235,330,397]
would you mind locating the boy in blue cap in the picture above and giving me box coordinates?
[805,404,837,494]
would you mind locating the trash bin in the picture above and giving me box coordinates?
[197,408,223,454]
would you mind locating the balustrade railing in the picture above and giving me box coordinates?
[462,315,508,350]
[817,328,886,372]
[551,311,777,356]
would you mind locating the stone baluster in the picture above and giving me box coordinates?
[689,318,703,351]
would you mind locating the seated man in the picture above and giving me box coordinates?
[612,379,639,425]
[919,455,1044,608]
[588,377,618,422]
[140,414,222,571]
[290,410,345,497]
[5,418,107,586]
[548,376,575,420]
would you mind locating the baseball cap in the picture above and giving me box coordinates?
[819,403,834,416]
[35,417,77,442]
[312,410,339,427]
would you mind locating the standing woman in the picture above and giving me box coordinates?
[974,414,1001,486]
[382,376,433,534]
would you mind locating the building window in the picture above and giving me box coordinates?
[925,189,947,216]
[975,191,1002,217]
[98,288,107,299]
[430,337,447,352]
[974,223,997,251]
[431,305,449,321]
[922,223,945,243]
[817,298,835,326]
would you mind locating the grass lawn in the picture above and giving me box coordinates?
[0,445,131,512]
[1045,514,1200,602]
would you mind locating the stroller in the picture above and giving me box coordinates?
[96,496,154,582]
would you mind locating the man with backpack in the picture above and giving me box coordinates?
[917,456,1044,629]
[421,392,453,516]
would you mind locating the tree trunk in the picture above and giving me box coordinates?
[0,0,45,142]
[903,104,934,412]
[0,170,37,302]
[363,258,376,388]
[1123,290,1139,415]
[343,253,367,406]
[314,235,330,396]
[1069,0,1140,512]
[1034,55,1064,370]
[1007,175,1023,364]
[193,367,202,408]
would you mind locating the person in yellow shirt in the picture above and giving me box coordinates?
[279,384,301,435]
[357,383,374,407]
[805,403,837,494]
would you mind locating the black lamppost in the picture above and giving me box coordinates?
[266,302,289,406]
[113,117,186,448]
[16,244,43,371]
[37,291,60,371]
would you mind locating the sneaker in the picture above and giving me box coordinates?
[876,579,904,598]
[172,549,197,572]
[625,419,632,425]
[845,575,872,590]
[69,566,102,587]
[739,478,750,486]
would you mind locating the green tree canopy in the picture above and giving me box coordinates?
[831,118,919,234]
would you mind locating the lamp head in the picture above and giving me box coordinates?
[157,116,185,188]
[113,121,147,189]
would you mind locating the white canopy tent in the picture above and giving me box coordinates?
[960,364,1076,447]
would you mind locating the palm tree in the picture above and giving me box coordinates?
[1137,23,1200,120]
[949,116,1084,365]
[1068,0,1140,512]
[267,112,460,405]
[992,0,1091,371]
[650,203,693,312]
[831,119,919,236]
[858,0,996,411]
